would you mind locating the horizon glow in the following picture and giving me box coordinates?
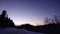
[0,0,60,26]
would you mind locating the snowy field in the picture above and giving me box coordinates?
[0,27,44,34]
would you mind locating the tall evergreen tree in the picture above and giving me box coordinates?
[0,10,15,27]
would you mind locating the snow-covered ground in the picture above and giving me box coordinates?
[0,27,44,34]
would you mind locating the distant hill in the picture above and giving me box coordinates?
[16,23,60,34]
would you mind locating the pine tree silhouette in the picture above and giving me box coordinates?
[0,10,15,27]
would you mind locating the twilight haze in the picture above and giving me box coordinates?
[0,0,60,26]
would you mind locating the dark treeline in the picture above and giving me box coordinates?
[16,23,60,34]
[0,10,60,34]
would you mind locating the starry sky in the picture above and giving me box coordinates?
[0,0,60,26]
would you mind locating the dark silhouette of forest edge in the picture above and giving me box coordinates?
[0,10,60,34]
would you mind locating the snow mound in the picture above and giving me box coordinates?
[0,27,44,34]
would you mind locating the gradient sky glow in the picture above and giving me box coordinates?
[0,0,60,26]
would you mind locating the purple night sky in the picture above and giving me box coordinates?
[0,0,60,26]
